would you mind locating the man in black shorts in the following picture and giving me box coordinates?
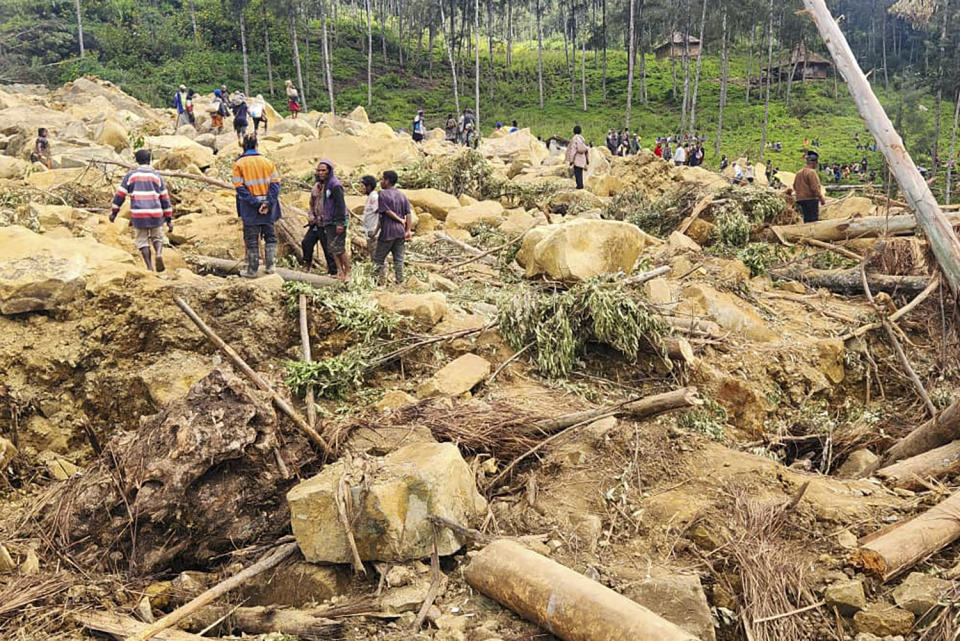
[305,159,351,281]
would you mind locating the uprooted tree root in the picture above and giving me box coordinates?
[34,369,315,575]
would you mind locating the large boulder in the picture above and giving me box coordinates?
[892,572,952,616]
[623,574,715,641]
[402,189,461,221]
[94,119,130,152]
[52,76,158,121]
[499,209,538,237]
[445,200,505,231]
[288,442,488,563]
[373,292,447,326]
[0,225,138,314]
[269,118,317,138]
[145,135,215,169]
[345,105,370,124]
[417,353,492,398]
[678,284,776,342]
[478,128,549,168]
[548,189,605,215]
[521,219,647,281]
[0,156,29,179]
[822,196,876,220]
[274,134,421,177]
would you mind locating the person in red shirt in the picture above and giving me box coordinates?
[654,140,663,158]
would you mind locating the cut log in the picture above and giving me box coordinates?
[125,542,299,641]
[884,400,960,465]
[188,254,338,288]
[769,266,929,296]
[876,439,960,489]
[464,539,698,641]
[852,490,960,582]
[73,611,212,640]
[180,605,343,640]
[771,213,960,243]
[800,0,960,295]
[298,293,317,430]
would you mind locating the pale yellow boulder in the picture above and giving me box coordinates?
[0,156,29,179]
[822,196,876,220]
[402,189,461,221]
[346,105,370,124]
[499,209,538,237]
[527,219,647,281]
[374,292,447,326]
[478,128,548,168]
[270,118,317,138]
[94,119,130,152]
[678,284,776,342]
[445,201,505,231]
[417,353,492,398]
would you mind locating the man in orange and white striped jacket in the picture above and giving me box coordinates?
[232,134,282,277]
[110,149,173,272]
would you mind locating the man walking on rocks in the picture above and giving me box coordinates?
[373,170,412,285]
[232,134,282,278]
[110,149,173,272]
[565,125,589,190]
[793,151,827,223]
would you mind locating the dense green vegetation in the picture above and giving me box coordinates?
[1,0,957,187]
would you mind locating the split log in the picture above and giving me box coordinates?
[800,0,960,294]
[173,296,333,456]
[771,212,960,243]
[876,440,960,490]
[884,400,960,465]
[125,542,299,641]
[464,539,698,641]
[852,490,960,582]
[769,265,930,296]
[180,605,343,640]
[73,612,212,641]
[188,254,339,287]
[521,387,701,437]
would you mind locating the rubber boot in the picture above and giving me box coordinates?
[139,247,154,271]
[264,243,277,275]
[153,240,165,273]
[240,250,259,278]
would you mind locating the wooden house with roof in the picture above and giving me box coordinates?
[765,42,833,81]
[653,32,701,59]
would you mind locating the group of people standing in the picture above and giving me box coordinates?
[605,129,641,156]
[654,136,706,168]
[174,84,269,142]
[442,108,480,147]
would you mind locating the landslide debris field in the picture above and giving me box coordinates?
[2,78,960,641]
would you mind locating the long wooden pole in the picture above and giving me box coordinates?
[298,294,317,430]
[125,542,298,641]
[189,254,338,287]
[801,0,960,295]
[173,296,333,456]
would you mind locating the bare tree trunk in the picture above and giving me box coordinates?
[715,4,728,156]
[262,0,275,96]
[688,0,707,135]
[581,29,587,112]
[366,0,373,106]
[381,0,388,63]
[474,0,480,125]
[638,12,647,105]
[303,18,310,102]
[398,0,404,68]
[881,9,889,89]
[239,8,251,97]
[439,0,460,114]
[506,0,513,68]
[537,0,544,109]
[289,10,307,112]
[948,90,960,205]
[74,0,85,57]
[679,0,692,134]
[320,0,334,113]
[428,21,435,78]
[569,3,577,100]
[189,0,199,42]
[601,0,607,102]
[801,0,960,295]
[625,0,636,128]
[933,1,950,173]
[760,0,774,162]
[487,0,494,99]
[745,22,756,104]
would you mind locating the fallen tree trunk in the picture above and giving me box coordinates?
[464,539,697,641]
[884,400,960,465]
[89,159,234,190]
[852,490,960,582]
[180,605,343,640]
[126,542,299,641]
[800,0,960,295]
[522,387,701,437]
[188,254,339,287]
[771,213,960,243]
[73,612,212,641]
[876,439,960,490]
[769,266,930,296]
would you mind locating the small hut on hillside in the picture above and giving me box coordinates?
[653,32,701,59]
[764,42,833,81]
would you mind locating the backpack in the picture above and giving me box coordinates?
[205,98,221,114]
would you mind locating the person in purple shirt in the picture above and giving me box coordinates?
[373,170,412,285]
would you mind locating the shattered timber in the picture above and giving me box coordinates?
[3,50,960,641]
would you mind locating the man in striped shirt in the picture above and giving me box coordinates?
[232,134,282,277]
[110,149,173,272]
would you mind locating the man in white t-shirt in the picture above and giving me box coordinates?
[360,175,380,260]
[673,144,687,166]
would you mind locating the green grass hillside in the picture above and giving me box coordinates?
[63,16,957,189]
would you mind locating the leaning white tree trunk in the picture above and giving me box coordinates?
[239,8,251,96]
[366,0,373,106]
[439,0,460,115]
[625,0,636,129]
[801,0,960,294]
[75,0,85,57]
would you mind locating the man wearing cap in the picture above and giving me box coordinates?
[793,152,827,223]
[174,84,189,130]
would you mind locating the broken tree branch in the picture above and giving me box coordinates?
[124,542,299,641]
[842,277,940,340]
[188,254,339,288]
[884,399,960,465]
[412,529,441,630]
[852,490,960,582]
[464,539,698,641]
[796,237,864,261]
[89,159,233,190]
[770,265,930,296]
[800,0,960,295]
[876,439,960,490]
[74,612,212,641]
[173,296,333,456]
[182,606,342,639]
[298,294,317,430]
[859,265,936,417]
